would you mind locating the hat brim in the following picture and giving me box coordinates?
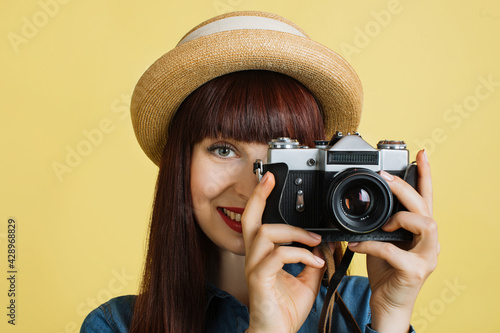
[132,26,363,165]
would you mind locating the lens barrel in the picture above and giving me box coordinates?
[326,168,393,234]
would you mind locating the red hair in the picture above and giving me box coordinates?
[130,70,325,332]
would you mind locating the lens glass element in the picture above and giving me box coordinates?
[342,186,371,218]
[326,168,393,234]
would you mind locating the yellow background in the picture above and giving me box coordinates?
[1,0,499,332]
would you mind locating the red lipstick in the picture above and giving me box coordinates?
[217,207,244,233]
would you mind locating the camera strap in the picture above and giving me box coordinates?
[318,245,361,333]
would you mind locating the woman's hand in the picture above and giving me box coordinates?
[348,150,440,333]
[242,172,326,333]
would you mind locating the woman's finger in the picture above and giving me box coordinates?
[348,241,415,273]
[247,246,325,286]
[241,172,275,255]
[296,246,328,294]
[245,224,322,271]
[349,241,411,271]
[380,171,431,218]
[382,211,439,255]
[350,239,437,282]
[416,150,433,216]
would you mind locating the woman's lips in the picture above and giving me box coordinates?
[217,207,244,233]
[221,207,244,214]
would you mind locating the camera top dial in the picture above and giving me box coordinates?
[377,140,407,150]
[269,137,300,149]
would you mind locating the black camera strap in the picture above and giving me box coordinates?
[318,246,361,333]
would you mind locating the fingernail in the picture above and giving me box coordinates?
[349,242,359,248]
[260,172,270,184]
[309,232,322,241]
[314,255,325,265]
[380,170,394,181]
[423,149,429,163]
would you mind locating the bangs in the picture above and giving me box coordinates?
[173,70,325,147]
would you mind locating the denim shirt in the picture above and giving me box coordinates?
[80,264,415,333]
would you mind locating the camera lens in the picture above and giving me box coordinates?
[326,169,393,234]
[342,186,372,218]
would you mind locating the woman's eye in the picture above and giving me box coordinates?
[208,144,237,158]
[216,147,233,157]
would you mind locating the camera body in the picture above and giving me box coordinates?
[254,133,416,242]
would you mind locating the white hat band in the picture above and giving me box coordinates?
[177,16,307,46]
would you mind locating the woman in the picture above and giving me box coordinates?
[81,11,438,333]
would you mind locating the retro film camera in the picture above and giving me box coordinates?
[253,133,416,242]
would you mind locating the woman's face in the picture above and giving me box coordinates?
[190,137,268,255]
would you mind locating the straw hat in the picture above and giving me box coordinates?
[131,11,363,166]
